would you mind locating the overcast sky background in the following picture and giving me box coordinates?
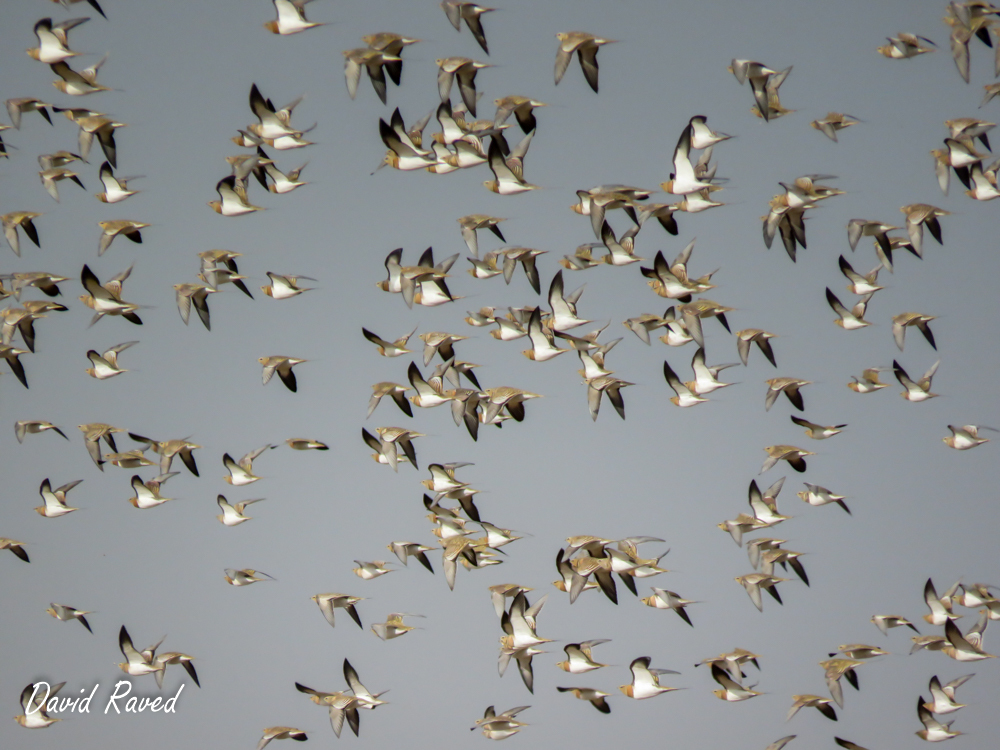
[2,0,999,748]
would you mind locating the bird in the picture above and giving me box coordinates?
[619,656,681,699]
[441,3,494,54]
[125,435,201,477]
[210,175,264,216]
[736,573,789,611]
[943,424,997,449]
[493,96,546,134]
[50,0,107,18]
[45,603,93,632]
[286,437,328,451]
[826,288,874,330]
[820,658,864,708]
[361,32,420,88]
[586,375,633,421]
[223,444,275,486]
[555,32,616,92]
[829,644,889,660]
[982,81,1000,106]
[764,377,810,411]
[259,356,306,392]
[765,737,798,750]
[407,362,455,409]
[128,474,175,509]
[79,263,142,327]
[966,161,1000,201]
[546,270,591,331]
[378,109,436,171]
[688,115,732,148]
[51,57,111,96]
[104,449,156,470]
[371,612,424,640]
[923,578,961,626]
[838,256,883,295]
[736,329,778,367]
[28,17,88,64]
[481,386,542,424]
[295,681,372,739]
[368,382,413,419]
[420,331,469,366]
[198,250,253,299]
[472,705,530,740]
[95,162,138,203]
[436,57,490,117]
[555,639,610,673]
[791,416,846,439]
[261,272,315,300]
[343,47,399,104]
[77,422,125,469]
[555,686,610,714]
[260,159,309,193]
[787,694,837,722]
[387,541,435,572]
[0,344,31,388]
[641,587,697,626]
[173,284,217,331]
[3,212,42,256]
[916,696,962,741]
[15,420,68,443]
[923,674,974,714]
[878,32,937,58]
[312,593,364,628]
[872,614,920,635]
[760,547,809,586]
[39,167,85,201]
[5,98,53,130]
[1,538,30,563]
[729,59,784,122]
[711,663,762,701]
[748,478,792,527]
[257,727,308,750]
[9,271,69,299]
[900,203,949,257]
[761,445,814,474]
[687,347,737,395]
[847,219,898,258]
[352,560,394,580]
[153,651,199,689]
[641,243,715,300]
[664,126,716,195]
[892,312,937,351]
[85,341,137,379]
[35,478,82,517]
[74,114,125,167]
[362,326,415,358]
[216,495,265,526]
[117,625,164,677]
[14,681,65,728]
[797,484,850,513]
[98,220,149,256]
[485,138,538,194]
[943,616,995,662]
[811,112,861,142]
[225,568,276,586]
[893,359,940,402]
[458,214,506,257]
[265,0,325,35]
[663,359,708,407]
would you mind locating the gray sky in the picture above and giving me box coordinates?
[2,0,999,748]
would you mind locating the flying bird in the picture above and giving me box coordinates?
[555,32,616,92]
